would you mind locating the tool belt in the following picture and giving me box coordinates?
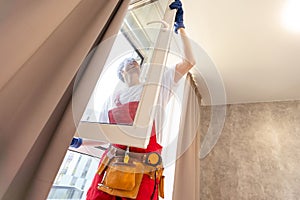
[97,145,165,199]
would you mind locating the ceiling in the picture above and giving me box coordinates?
[183,0,300,105]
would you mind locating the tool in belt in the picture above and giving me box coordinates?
[97,145,165,199]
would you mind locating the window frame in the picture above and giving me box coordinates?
[76,0,175,148]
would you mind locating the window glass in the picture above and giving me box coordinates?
[81,32,143,124]
[81,0,167,126]
[47,151,100,200]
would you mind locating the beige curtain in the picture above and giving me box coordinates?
[0,0,130,199]
[173,73,201,200]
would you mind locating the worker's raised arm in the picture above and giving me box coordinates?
[169,0,196,83]
[175,28,196,82]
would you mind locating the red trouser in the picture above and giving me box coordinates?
[86,102,162,200]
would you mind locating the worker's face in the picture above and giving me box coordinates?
[122,60,141,84]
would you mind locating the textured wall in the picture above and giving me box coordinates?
[200,101,300,200]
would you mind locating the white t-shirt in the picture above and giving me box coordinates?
[99,66,177,124]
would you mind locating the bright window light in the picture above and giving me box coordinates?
[282,0,300,32]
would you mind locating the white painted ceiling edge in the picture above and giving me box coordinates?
[184,0,300,105]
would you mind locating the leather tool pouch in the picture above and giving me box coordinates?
[159,174,165,198]
[97,147,165,199]
[97,156,144,199]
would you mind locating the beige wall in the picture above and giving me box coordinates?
[200,101,300,200]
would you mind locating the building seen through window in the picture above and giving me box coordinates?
[47,151,100,200]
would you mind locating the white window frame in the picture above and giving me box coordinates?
[76,0,175,148]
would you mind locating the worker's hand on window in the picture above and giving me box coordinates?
[169,0,185,34]
[70,137,82,148]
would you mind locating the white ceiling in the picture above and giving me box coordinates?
[184,0,300,105]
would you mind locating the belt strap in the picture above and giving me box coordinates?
[108,145,162,167]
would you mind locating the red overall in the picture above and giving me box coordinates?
[86,101,162,200]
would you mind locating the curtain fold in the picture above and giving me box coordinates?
[0,0,130,199]
[173,73,201,200]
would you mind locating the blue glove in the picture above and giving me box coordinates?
[169,0,185,34]
[70,137,82,148]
